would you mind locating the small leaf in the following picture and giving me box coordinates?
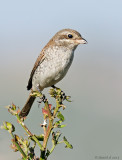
[17,108,21,114]
[15,135,21,142]
[55,87,61,93]
[55,131,61,141]
[49,88,56,97]
[59,104,66,110]
[22,139,29,153]
[57,112,65,121]
[31,91,42,98]
[28,151,34,159]
[66,96,72,102]
[42,108,48,115]
[1,121,8,130]
[14,135,29,154]
[11,103,16,110]
[52,132,57,145]
[57,124,66,128]
[53,120,62,128]
[63,137,73,149]
[10,142,18,152]
[35,134,44,141]
[1,121,15,132]
[46,149,50,157]
[6,106,17,115]
[48,104,52,110]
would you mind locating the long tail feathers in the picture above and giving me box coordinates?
[19,94,36,118]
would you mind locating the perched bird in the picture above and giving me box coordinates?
[19,29,87,117]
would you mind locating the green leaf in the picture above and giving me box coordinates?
[57,112,65,121]
[14,135,29,154]
[11,103,16,110]
[22,139,29,154]
[1,121,8,130]
[49,88,57,97]
[46,149,50,157]
[5,106,17,115]
[35,134,44,141]
[66,96,72,102]
[63,137,73,149]
[56,88,62,95]
[30,91,42,98]
[57,124,66,128]
[53,120,62,128]
[1,121,15,132]
[10,141,19,152]
[7,122,15,132]
[55,131,61,142]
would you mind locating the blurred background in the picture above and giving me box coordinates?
[0,0,122,159]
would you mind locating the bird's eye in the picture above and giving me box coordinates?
[68,34,73,38]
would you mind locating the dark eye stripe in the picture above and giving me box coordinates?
[68,34,73,38]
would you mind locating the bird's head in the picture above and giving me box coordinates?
[50,29,87,50]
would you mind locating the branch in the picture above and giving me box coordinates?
[10,132,27,159]
[1,88,73,160]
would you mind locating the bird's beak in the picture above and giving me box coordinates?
[75,38,87,44]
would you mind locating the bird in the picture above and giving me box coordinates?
[19,28,87,117]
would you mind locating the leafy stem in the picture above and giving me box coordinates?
[16,114,44,151]
[10,132,27,159]
[1,87,73,160]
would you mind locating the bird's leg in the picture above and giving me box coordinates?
[40,94,47,103]
[36,84,41,93]
[36,84,47,104]
[51,85,67,101]
[38,94,48,106]
[51,85,59,90]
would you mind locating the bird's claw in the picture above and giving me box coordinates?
[60,90,66,101]
[51,85,71,102]
[38,94,47,104]
[60,91,71,102]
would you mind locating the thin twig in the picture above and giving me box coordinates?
[43,101,53,149]
[16,114,44,151]
[10,132,27,159]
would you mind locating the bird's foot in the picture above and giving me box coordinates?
[60,90,66,101]
[38,94,47,104]
[60,91,71,102]
[51,85,71,102]
[36,84,47,103]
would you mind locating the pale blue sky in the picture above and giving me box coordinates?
[0,0,122,160]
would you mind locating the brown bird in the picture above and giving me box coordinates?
[19,29,87,117]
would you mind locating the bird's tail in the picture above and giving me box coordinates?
[19,93,36,118]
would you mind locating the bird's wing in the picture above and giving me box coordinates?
[27,52,45,90]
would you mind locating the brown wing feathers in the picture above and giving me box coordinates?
[27,53,45,90]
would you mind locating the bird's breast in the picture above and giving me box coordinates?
[48,46,74,79]
[32,47,74,90]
